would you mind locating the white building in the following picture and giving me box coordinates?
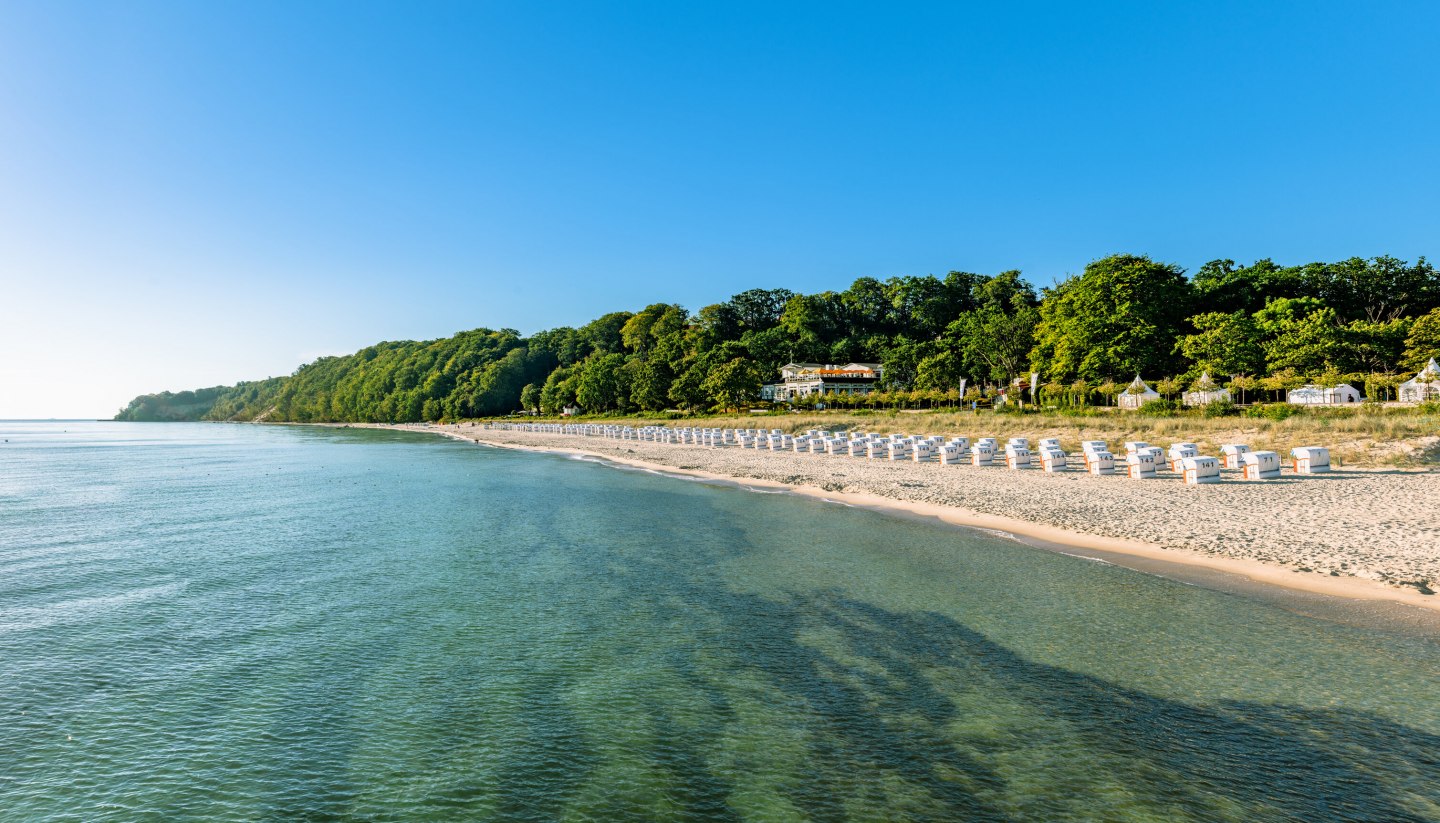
[775,363,883,401]
[1182,372,1231,407]
[1117,376,1159,410]
[1287,383,1362,405]
[1399,358,1440,403]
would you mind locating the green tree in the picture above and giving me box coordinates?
[702,358,762,409]
[519,383,540,413]
[1402,308,1440,371]
[626,359,673,411]
[575,353,629,412]
[539,367,578,414]
[1191,258,1308,316]
[1030,254,1193,381]
[1303,255,1438,323]
[949,272,1039,384]
[578,312,634,355]
[667,360,711,410]
[1254,298,1347,374]
[728,288,795,330]
[1176,311,1265,375]
[1346,317,1412,374]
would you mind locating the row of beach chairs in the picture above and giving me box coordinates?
[483,423,1331,485]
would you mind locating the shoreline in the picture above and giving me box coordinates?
[355,423,1440,622]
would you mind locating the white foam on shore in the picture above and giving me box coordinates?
[1056,551,1115,565]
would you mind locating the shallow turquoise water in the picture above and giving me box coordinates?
[2,421,1439,822]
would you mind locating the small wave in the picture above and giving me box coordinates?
[1056,551,1115,566]
[973,527,1025,543]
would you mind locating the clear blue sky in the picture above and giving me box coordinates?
[3,1,1437,417]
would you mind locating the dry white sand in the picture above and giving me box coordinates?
[378,423,1440,612]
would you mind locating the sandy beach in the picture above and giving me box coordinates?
[373,422,1440,614]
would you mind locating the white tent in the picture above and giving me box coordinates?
[1182,372,1232,407]
[1399,358,1440,403]
[1287,383,1362,405]
[1117,376,1160,410]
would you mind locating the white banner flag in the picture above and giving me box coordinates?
[957,378,967,397]
[1030,372,1039,400]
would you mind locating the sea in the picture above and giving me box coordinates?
[2,421,1439,822]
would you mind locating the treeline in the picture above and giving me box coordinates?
[116,253,1440,423]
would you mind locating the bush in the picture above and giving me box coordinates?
[1200,399,1237,418]
[1245,403,1303,421]
[1138,399,1181,416]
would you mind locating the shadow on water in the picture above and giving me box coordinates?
[702,587,1440,817]
[491,672,597,821]
[229,439,1440,821]
[434,459,1440,822]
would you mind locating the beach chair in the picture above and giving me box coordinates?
[1040,448,1067,473]
[1004,445,1031,469]
[940,444,965,465]
[1085,451,1115,475]
[1167,444,1198,472]
[1181,456,1222,485]
[971,443,995,466]
[1291,447,1331,474]
[1135,446,1165,470]
[1221,443,1250,469]
[1126,451,1157,478]
[1242,451,1282,479]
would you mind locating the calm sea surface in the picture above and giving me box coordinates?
[3,421,1439,822]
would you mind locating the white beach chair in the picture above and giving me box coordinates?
[1004,445,1031,469]
[1221,443,1250,469]
[1242,451,1282,480]
[1124,441,1151,456]
[1126,451,1157,479]
[1167,444,1197,472]
[971,443,995,466]
[1291,447,1331,474]
[1181,456,1222,485]
[1085,451,1115,475]
[1040,448,1067,473]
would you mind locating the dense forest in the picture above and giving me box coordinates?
[116,253,1440,422]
